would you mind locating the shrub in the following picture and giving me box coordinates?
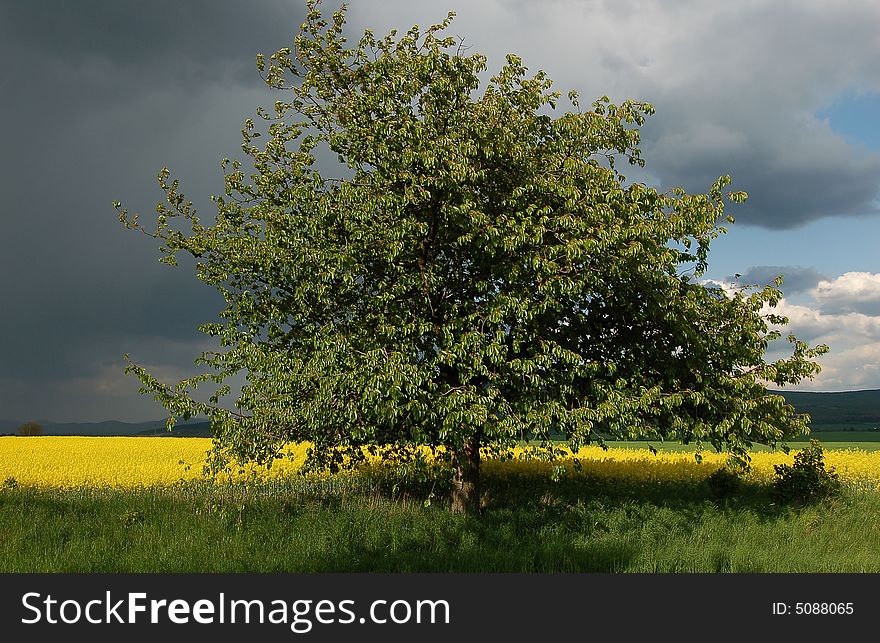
[773,440,841,503]
[706,466,742,499]
[17,421,43,436]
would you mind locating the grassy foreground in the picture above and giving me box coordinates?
[2,476,880,573]
[3,436,880,572]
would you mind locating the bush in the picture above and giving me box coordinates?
[17,421,43,436]
[773,440,841,503]
[706,466,742,499]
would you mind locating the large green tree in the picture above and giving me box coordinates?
[118,1,827,513]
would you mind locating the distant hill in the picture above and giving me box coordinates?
[3,389,879,436]
[133,422,212,437]
[0,418,212,437]
[771,389,880,430]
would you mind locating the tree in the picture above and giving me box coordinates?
[17,421,43,436]
[117,1,828,514]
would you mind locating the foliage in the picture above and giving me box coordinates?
[17,421,43,436]
[116,1,827,512]
[773,440,842,503]
[705,465,743,499]
[358,456,453,506]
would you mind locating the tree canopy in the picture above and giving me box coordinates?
[118,1,828,513]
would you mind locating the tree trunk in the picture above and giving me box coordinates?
[451,436,481,515]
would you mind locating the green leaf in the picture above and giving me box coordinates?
[118,0,828,515]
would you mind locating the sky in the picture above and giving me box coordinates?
[1,0,879,423]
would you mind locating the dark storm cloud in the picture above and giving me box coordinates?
[0,1,298,87]
[350,1,880,231]
[0,1,306,421]
[4,0,880,420]
[726,266,827,296]
[724,165,880,230]
[641,110,880,230]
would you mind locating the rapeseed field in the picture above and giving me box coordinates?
[2,436,878,491]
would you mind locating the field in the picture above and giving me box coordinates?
[611,431,880,453]
[2,436,880,572]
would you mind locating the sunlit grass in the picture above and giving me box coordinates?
[2,480,880,572]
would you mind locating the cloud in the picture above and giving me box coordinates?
[3,1,880,421]
[771,300,880,344]
[0,334,222,423]
[812,272,880,316]
[726,266,827,295]
[0,3,302,398]
[708,271,880,390]
[763,274,880,390]
[0,1,302,93]
[347,0,880,229]
[766,301,880,391]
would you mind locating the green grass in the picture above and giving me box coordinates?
[3,472,880,572]
[605,432,880,453]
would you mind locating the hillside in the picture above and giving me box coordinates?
[133,422,212,437]
[0,418,212,437]
[3,389,879,436]
[771,389,880,430]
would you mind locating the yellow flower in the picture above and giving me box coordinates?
[1,437,878,491]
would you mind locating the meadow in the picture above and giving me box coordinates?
[2,436,880,572]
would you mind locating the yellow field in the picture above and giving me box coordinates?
[1,436,879,490]
[487,447,880,491]
[0,437,311,488]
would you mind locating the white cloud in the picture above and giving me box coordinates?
[764,274,880,390]
[798,343,880,392]
[812,272,880,316]
[704,271,880,390]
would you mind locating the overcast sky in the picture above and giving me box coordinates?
[2,0,879,423]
